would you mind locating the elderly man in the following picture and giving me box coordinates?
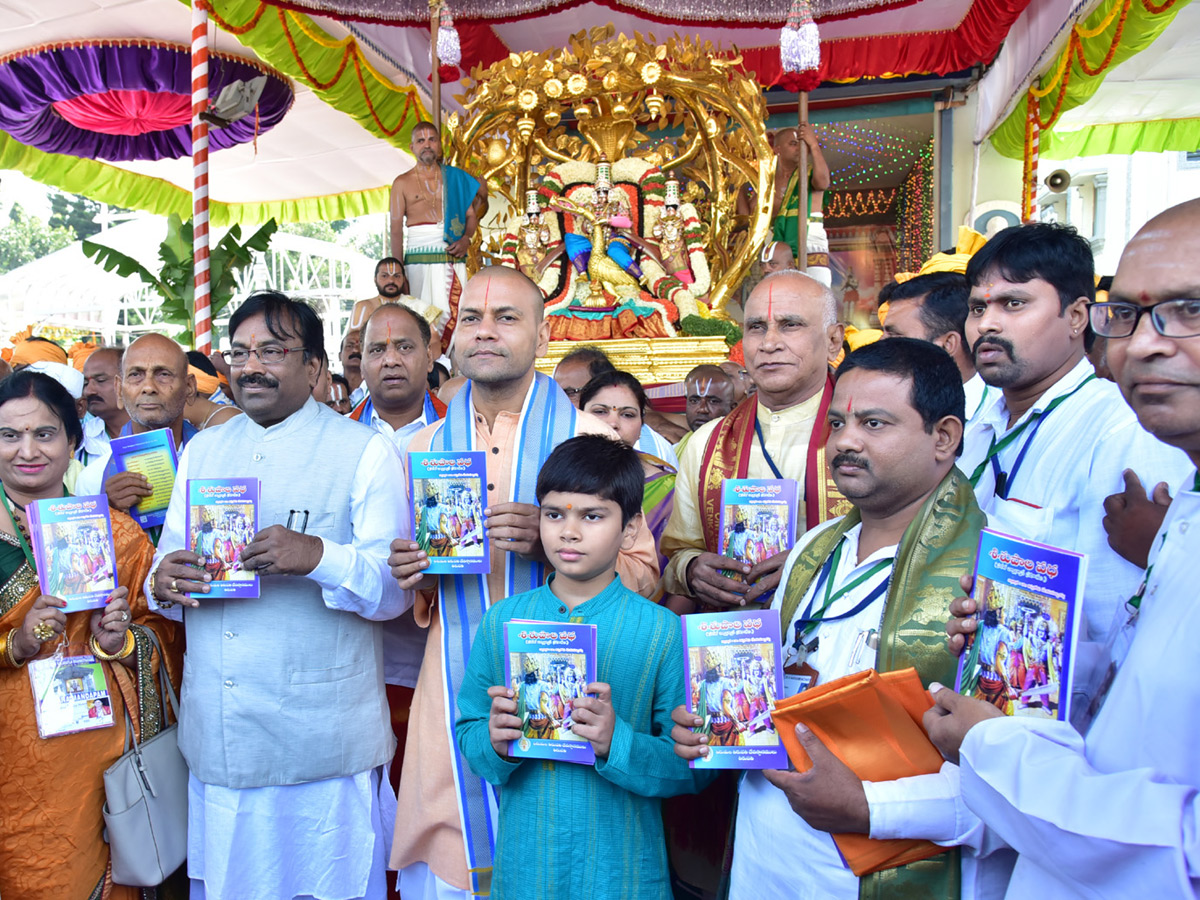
[351,302,448,800]
[74,334,198,531]
[148,291,409,900]
[77,347,129,466]
[931,197,1200,899]
[387,266,659,900]
[673,337,1005,899]
[661,270,846,614]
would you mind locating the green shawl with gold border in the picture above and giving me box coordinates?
[778,464,985,900]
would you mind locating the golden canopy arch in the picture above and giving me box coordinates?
[446,26,775,318]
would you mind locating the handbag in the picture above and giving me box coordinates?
[102,629,188,886]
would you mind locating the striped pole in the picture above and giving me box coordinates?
[191,1,212,353]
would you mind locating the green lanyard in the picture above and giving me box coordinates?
[968,375,1096,488]
[0,488,37,573]
[793,538,892,646]
[1127,469,1199,612]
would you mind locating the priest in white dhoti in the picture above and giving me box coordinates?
[390,121,487,340]
[928,197,1200,900]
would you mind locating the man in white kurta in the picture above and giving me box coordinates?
[147,292,411,900]
[926,197,1200,899]
[957,222,1192,639]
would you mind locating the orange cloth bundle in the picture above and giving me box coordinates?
[770,667,948,876]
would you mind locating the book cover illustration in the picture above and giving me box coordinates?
[504,620,598,765]
[719,479,799,581]
[409,451,488,575]
[107,428,178,528]
[682,609,788,769]
[28,495,116,613]
[956,528,1086,721]
[187,478,260,598]
[28,653,115,738]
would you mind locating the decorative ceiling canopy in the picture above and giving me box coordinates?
[255,0,914,27]
[0,40,294,162]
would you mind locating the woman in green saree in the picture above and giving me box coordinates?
[579,370,677,573]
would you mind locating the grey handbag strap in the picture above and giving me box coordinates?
[120,626,180,755]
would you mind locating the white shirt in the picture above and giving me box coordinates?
[960,358,1194,639]
[732,519,1011,900]
[963,373,989,424]
[959,476,1200,899]
[635,422,680,470]
[76,413,112,466]
[363,399,441,687]
[349,382,368,409]
[147,415,411,900]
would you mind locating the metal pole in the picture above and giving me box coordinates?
[431,0,442,135]
[798,92,809,272]
[191,1,211,353]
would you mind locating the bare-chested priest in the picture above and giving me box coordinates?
[390,121,487,336]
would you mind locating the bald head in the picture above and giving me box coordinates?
[1106,197,1200,457]
[743,270,843,410]
[462,266,545,322]
[456,266,550,389]
[761,241,795,275]
[749,270,838,328]
[684,364,736,431]
[120,333,195,430]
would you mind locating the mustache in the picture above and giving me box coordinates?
[237,373,279,389]
[972,335,1015,360]
[831,452,870,470]
[85,394,104,404]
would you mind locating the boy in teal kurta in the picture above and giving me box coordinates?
[456,435,713,900]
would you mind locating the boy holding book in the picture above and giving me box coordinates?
[456,435,711,899]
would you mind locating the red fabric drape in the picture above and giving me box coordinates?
[53,90,191,137]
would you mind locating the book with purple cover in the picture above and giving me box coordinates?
[956,528,1086,721]
[28,494,116,613]
[718,479,799,580]
[187,478,260,599]
[504,619,598,765]
[682,609,788,769]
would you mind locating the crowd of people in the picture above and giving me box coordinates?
[1,175,1199,900]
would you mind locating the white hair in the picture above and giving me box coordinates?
[754,269,838,328]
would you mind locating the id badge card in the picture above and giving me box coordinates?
[783,662,818,697]
[28,649,116,739]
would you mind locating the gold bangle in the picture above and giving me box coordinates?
[89,629,136,662]
[3,629,27,669]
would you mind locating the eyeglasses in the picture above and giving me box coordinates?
[221,346,307,366]
[1088,299,1200,339]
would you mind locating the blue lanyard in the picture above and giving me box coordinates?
[791,538,891,650]
[753,418,784,480]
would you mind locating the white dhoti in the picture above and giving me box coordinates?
[404,223,466,334]
[806,216,832,287]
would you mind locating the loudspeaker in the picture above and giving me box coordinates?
[1044,169,1071,193]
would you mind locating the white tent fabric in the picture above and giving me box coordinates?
[0,0,414,205]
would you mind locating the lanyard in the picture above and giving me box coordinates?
[753,418,784,480]
[0,488,37,573]
[791,537,891,649]
[969,374,1096,495]
[1127,469,1199,611]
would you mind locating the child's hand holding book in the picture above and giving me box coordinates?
[569,682,616,759]
[486,685,522,760]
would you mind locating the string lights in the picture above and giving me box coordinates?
[824,188,896,220]
[807,120,930,186]
[892,139,935,271]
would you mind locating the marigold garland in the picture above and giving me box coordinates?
[200,0,423,138]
